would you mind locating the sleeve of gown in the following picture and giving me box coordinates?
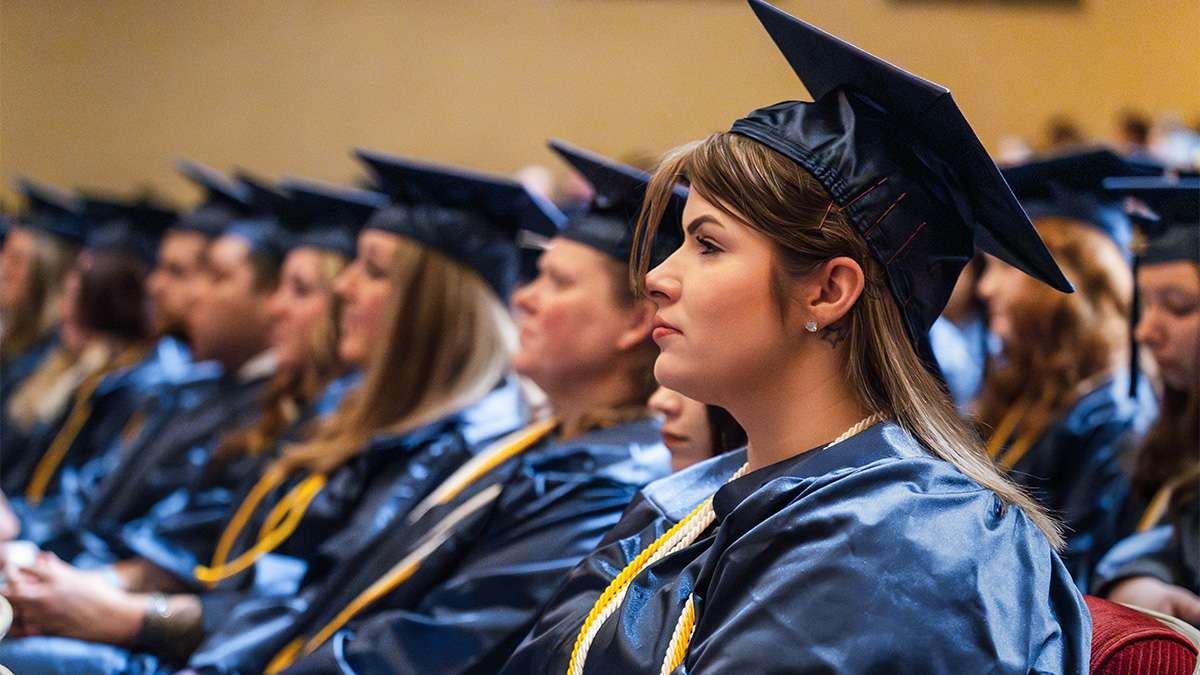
[285,478,640,675]
[681,471,1091,675]
[1093,525,1178,594]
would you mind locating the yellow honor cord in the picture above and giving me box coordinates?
[659,594,698,675]
[25,346,148,505]
[264,419,558,672]
[194,470,327,585]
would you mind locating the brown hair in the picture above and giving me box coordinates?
[633,132,1064,548]
[275,238,515,475]
[76,250,153,343]
[975,216,1133,443]
[2,229,79,358]
[212,249,348,464]
[1130,385,1199,505]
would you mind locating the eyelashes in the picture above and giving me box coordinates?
[696,236,721,255]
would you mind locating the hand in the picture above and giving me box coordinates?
[1108,576,1200,626]
[3,552,145,645]
[0,492,19,542]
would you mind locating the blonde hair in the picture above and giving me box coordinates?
[212,248,349,464]
[634,132,1064,548]
[975,217,1133,444]
[2,229,79,358]
[276,238,516,475]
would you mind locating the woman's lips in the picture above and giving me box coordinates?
[651,326,681,342]
[661,430,689,448]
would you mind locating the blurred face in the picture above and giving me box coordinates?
[1135,261,1200,393]
[644,191,797,407]
[187,235,272,366]
[146,230,208,337]
[334,229,400,367]
[57,254,87,351]
[976,254,1045,348]
[511,238,646,394]
[0,228,35,313]
[266,248,334,372]
[648,386,713,472]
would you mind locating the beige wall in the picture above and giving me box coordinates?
[2,0,1197,206]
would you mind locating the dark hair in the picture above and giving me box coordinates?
[248,250,282,292]
[706,404,747,455]
[77,250,152,342]
[1131,385,1199,505]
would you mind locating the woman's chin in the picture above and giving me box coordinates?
[653,356,706,402]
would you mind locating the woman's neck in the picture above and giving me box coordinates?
[728,355,871,473]
[545,368,642,434]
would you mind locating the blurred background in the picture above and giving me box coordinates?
[2,0,1198,206]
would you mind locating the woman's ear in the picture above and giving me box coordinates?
[799,256,865,334]
[615,298,657,351]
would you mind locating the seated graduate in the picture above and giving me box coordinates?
[503,4,1090,673]
[1094,178,1200,625]
[1,180,87,469]
[975,149,1158,590]
[190,145,671,675]
[648,386,745,472]
[3,193,176,508]
[0,161,254,549]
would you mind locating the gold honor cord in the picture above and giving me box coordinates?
[265,482,505,674]
[25,345,149,505]
[1137,464,1200,533]
[194,469,328,585]
[985,390,1054,471]
[263,418,558,673]
[569,412,885,675]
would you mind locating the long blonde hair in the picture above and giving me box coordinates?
[213,248,349,464]
[1,229,79,358]
[634,132,1064,548]
[975,217,1133,440]
[276,238,516,475]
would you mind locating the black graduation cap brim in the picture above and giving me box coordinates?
[548,139,688,265]
[1104,176,1200,265]
[176,159,252,212]
[16,178,87,243]
[78,192,177,263]
[277,177,388,257]
[354,149,564,239]
[746,0,1072,295]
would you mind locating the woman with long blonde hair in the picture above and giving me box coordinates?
[505,4,1088,673]
[976,149,1157,590]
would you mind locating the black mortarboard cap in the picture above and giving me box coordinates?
[16,178,87,243]
[1104,177,1200,266]
[354,148,565,299]
[175,159,255,237]
[79,192,177,264]
[277,177,388,258]
[548,139,687,266]
[1001,148,1160,259]
[730,0,1072,370]
[225,171,294,263]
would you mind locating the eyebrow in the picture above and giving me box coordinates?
[684,214,724,236]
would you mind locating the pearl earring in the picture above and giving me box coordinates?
[805,320,819,333]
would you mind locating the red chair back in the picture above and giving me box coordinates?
[1085,595,1198,675]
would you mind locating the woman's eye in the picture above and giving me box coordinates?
[365,262,387,279]
[697,237,720,255]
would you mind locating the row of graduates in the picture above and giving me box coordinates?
[0,2,1197,671]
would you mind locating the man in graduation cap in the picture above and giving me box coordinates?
[1095,177,1200,625]
[181,147,672,675]
[973,147,1161,592]
[506,2,1089,672]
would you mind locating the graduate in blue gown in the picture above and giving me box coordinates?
[1094,178,1200,625]
[0,179,86,465]
[504,3,1090,673]
[185,146,671,675]
[976,149,1160,591]
[2,193,177,505]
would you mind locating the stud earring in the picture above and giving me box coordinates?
[805,320,819,333]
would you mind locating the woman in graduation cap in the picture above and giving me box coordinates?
[0,180,87,464]
[504,3,1089,673]
[1094,178,1200,625]
[1,193,175,511]
[186,146,671,675]
[975,148,1158,591]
